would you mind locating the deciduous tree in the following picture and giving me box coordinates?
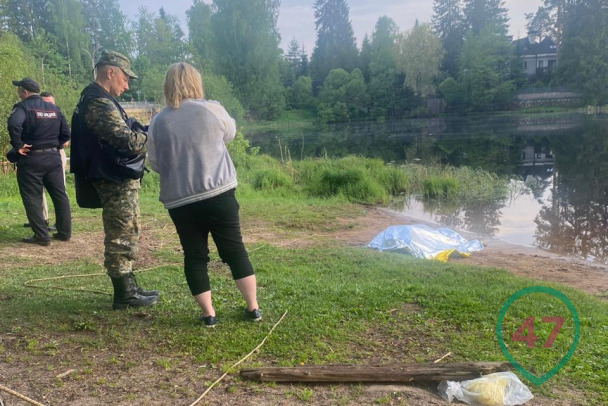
[45,0,89,79]
[210,0,284,119]
[455,24,516,110]
[187,0,214,72]
[0,0,47,42]
[396,22,443,96]
[81,0,132,63]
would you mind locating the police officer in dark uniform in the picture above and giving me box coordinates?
[8,78,71,246]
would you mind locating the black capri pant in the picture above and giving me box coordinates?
[168,188,254,296]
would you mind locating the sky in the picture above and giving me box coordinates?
[118,0,544,53]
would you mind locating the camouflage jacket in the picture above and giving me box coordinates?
[84,98,147,156]
[70,82,146,186]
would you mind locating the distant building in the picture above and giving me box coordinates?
[513,31,558,82]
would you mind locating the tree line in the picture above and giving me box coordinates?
[0,0,607,130]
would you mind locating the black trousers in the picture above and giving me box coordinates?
[17,149,71,241]
[168,189,254,296]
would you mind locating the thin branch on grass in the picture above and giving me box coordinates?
[433,352,452,363]
[55,369,76,379]
[188,310,289,406]
[0,384,47,406]
[23,264,181,294]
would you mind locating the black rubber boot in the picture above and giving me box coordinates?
[111,274,159,310]
[130,273,160,297]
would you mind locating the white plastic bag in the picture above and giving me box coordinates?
[437,372,533,405]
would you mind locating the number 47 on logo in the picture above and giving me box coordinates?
[512,317,565,348]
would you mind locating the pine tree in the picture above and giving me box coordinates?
[369,16,399,76]
[525,7,552,41]
[543,0,571,51]
[310,0,359,86]
[298,45,309,77]
[286,38,301,67]
[556,0,608,103]
[462,0,508,35]
[359,34,372,81]
[432,0,465,77]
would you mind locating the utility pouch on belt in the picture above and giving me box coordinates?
[74,173,102,208]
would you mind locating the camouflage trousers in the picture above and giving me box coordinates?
[93,179,141,278]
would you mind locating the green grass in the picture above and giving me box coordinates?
[241,109,317,133]
[423,176,458,199]
[0,158,605,404]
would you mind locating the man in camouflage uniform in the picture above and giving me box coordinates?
[70,50,159,310]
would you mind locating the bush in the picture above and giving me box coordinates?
[140,170,160,194]
[226,131,259,169]
[294,156,407,204]
[313,167,386,204]
[0,34,33,155]
[287,76,315,110]
[203,73,245,122]
[251,168,293,190]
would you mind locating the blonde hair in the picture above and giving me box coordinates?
[163,62,204,108]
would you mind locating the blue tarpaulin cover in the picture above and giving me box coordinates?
[367,224,483,262]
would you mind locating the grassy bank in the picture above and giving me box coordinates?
[227,134,509,205]
[0,156,605,404]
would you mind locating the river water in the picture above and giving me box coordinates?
[246,112,608,263]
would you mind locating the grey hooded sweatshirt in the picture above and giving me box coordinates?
[148,99,237,209]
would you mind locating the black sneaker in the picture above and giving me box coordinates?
[52,233,70,242]
[48,224,57,231]
[244,308,262,322]
[199,315,217,328]
[22,235,50,246]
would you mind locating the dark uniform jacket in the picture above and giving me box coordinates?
[8,95,70,150]
[70,83,147,183]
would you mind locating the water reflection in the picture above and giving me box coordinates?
[534,118,608,262]
[246,113,608,263]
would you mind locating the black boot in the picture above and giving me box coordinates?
[111,274,159,310]
[130,273,160,297]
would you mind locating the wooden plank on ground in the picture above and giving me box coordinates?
[240,362,512,383]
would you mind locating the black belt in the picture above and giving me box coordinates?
[29,147,58,153]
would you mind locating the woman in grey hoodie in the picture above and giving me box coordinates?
[148,62,260,327]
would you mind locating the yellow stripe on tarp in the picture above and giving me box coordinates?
[432,249,471,262]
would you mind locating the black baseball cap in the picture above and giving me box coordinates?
[12,78,40,93]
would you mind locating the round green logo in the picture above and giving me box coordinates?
[495,286,580,385]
